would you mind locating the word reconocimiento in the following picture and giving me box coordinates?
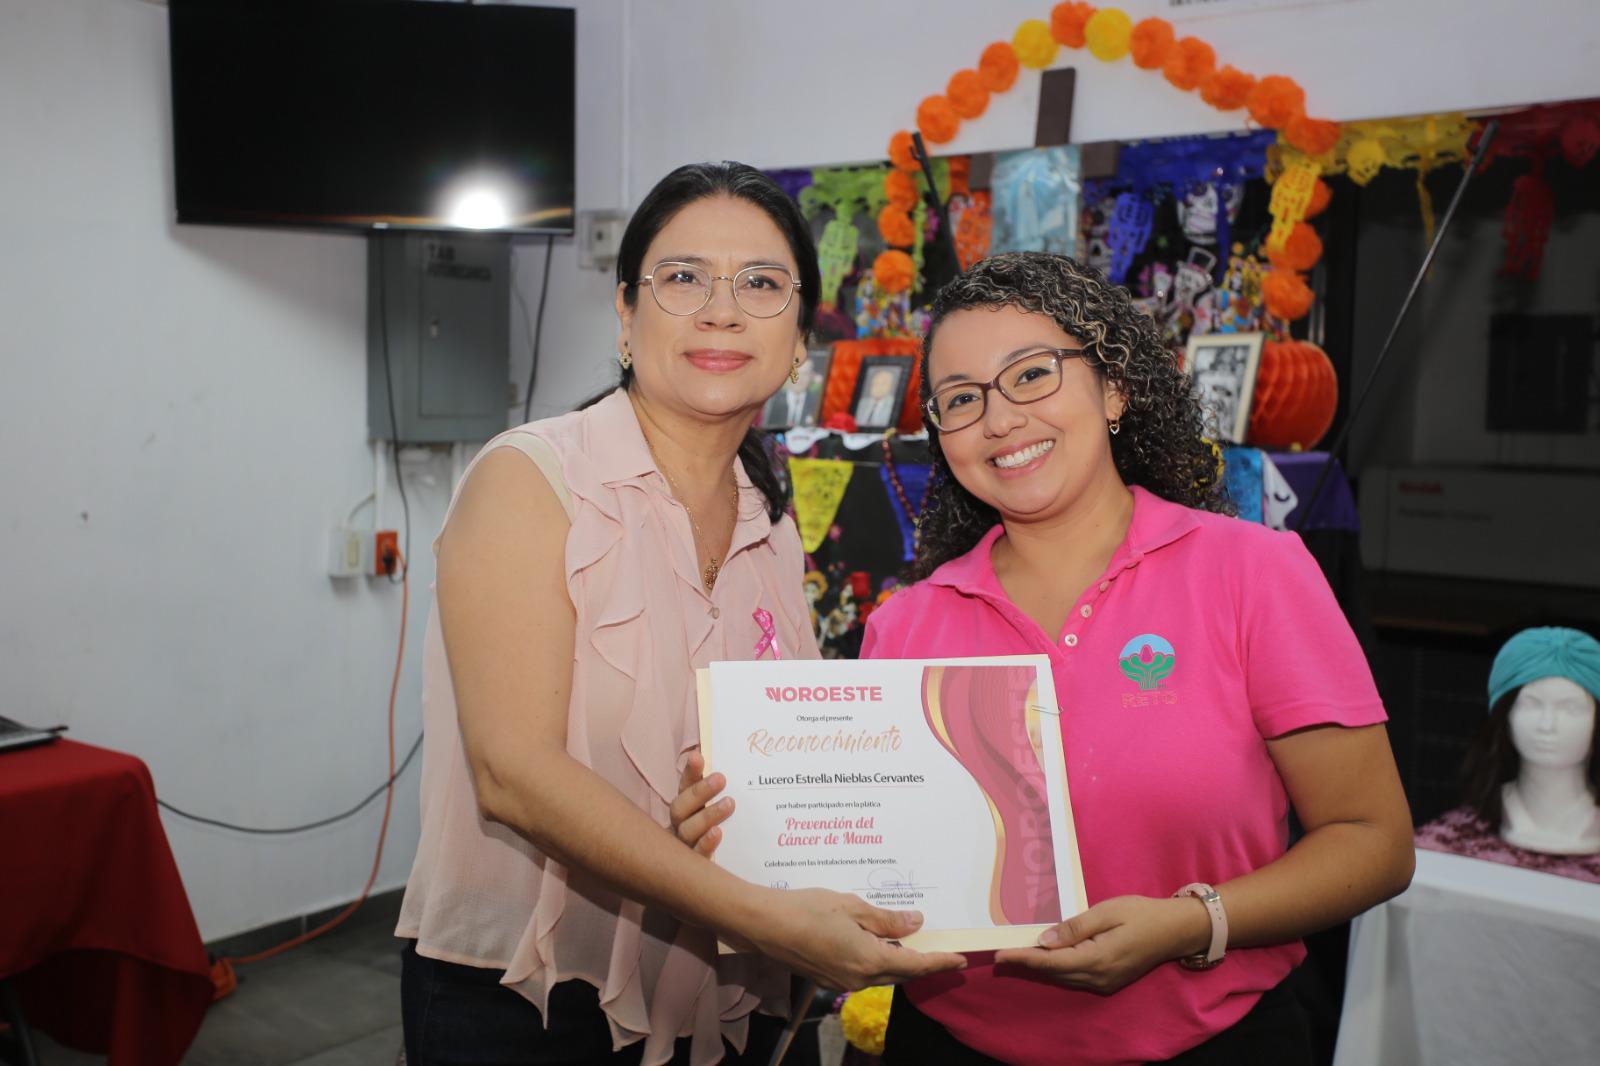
[746,726,903,757]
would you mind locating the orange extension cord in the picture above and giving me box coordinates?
[210,550,408,1000]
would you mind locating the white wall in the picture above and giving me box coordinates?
[624,0,1599,200]
[0,0,622,941]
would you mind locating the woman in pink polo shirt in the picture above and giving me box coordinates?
[862,252,1413,1064]
[674,251,1417,1065]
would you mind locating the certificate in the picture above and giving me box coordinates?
[697,656,1087,952]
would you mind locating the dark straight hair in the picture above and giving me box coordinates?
[1462,684,1600,827]
[582,161,820,521]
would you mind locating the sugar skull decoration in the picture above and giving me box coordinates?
[1463,627,1600,855]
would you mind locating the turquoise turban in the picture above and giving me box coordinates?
[1488,627,1600,711]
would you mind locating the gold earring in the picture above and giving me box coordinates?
[1108,417,1121,435]
[619,342,632,370]
[790,357,803,385]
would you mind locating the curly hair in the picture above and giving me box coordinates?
[907,252,1232,583]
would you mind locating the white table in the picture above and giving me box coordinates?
[1334,849,1600,1066]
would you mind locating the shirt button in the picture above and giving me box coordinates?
[1063,634,1079,647]
[710,606,721,619]
[1080,605,1092,618]
[1099,581,1109,592]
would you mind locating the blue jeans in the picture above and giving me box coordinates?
[400,940,783,1066]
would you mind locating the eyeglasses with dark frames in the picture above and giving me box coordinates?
[923,348,1087,433]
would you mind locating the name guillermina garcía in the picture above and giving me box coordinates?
[747,685,904,757]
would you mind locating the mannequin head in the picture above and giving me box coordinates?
[1463,627,1600,833]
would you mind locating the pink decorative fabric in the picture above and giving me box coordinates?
[1415,806,1600,885]
[396,390,820,1065]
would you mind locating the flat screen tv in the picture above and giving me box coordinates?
[169,0,575,234]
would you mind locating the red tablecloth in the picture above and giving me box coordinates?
[0,739,212,1065]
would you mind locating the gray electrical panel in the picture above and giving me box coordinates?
[368,233,511,442]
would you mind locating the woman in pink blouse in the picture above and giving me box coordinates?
[395,164,963,1066]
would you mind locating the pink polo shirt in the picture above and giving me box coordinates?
[861,486,1386,1066]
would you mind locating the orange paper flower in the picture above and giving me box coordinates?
[1286,115,1341,156]
[1129,18,1175,70]
[946,69,990,120]
[877,206,916,248]
[1263,268,1314,321]
[916,95,960,145]
[1199,65,1255,111]
[1050,2,1096,48]
[1268,222,1323,272]
[1247,75,1307,130]
[884,169,919,212]
[978,41,1020,92]
[947,155,972,197]
[888,130,919,173]
[874,250,915,294]
[1162,37,1215,92]
[1303,178,1333,220]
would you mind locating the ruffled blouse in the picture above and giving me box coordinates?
[396,390,820,1065]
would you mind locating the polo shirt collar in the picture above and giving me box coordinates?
[924,485,1203,597]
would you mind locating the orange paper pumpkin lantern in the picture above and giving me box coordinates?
[978,41,1020,92]
[1248,340,1338,450]
[1129,18,1175,70]
[1050,2,1096,48]
[1162,37,1216,92]
[947,69,990,120]
[1199,65,1255,111]
[1262,268,1315,321]
[917,95,960,144]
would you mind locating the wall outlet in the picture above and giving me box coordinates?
[577,209,628,271]
[328,526,372,578]
[374,530,400,576]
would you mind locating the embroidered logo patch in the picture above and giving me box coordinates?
[1118,634,1175,691]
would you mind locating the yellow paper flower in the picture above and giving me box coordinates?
[1012,19,1059,70]
[1345,137,1387,185]
[840,986,894,1055]
[1084,9,1133,62]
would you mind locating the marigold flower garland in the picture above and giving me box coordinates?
[874,3,1351,320]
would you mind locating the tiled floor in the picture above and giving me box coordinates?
[24,891,828,1066]
[31,896,406,1066]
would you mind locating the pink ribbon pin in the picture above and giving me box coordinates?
[753,608,782,660]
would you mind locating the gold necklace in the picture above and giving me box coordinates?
[643,436,739,593]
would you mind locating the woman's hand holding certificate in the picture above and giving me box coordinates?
[692,657,1089,955]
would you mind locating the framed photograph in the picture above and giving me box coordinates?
[760,347,832,430]
[1184,332,1264,444]
[848,355,913,432]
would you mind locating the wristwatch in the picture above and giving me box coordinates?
[1173,883,1227,970]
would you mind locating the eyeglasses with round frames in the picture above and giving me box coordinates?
[923,348,1087,433]
[638,260,801,319]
